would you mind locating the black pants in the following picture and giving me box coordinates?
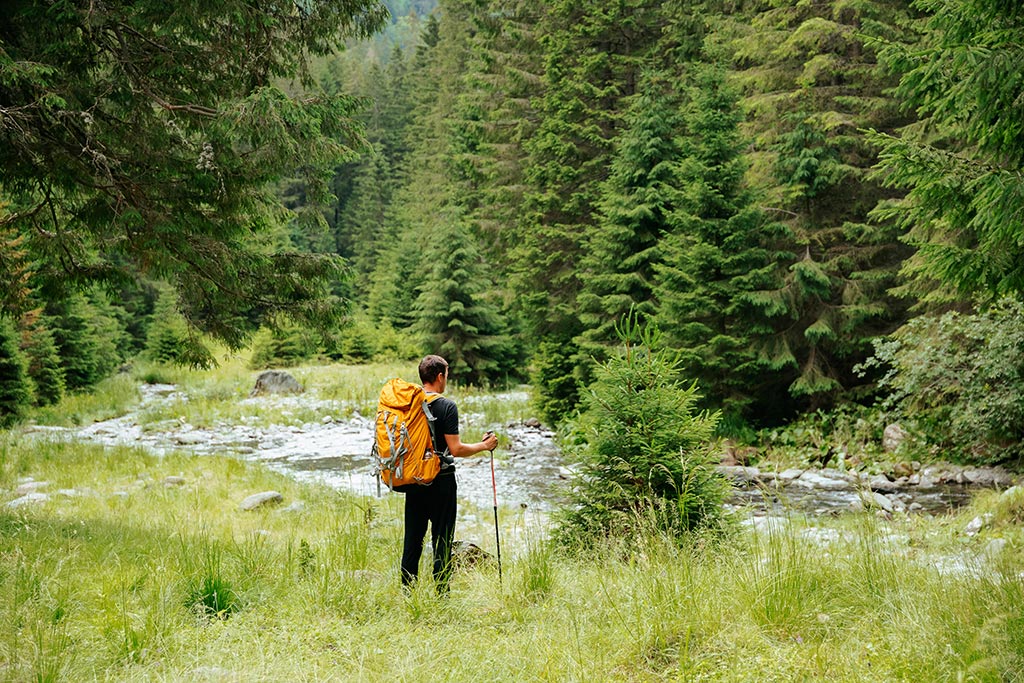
[401,471,457,592]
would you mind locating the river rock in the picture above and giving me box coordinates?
[795,470,851,491]
[778,468,804,482]
[717,465,761,483]
[883,423,908,452]
[524,417,542,429]
[15,481,49,495]
[451,540,492,568]
[893,461,915,478]
[964,514,992,536]
[175,432,206,446]
[239,491,284,511]
[164,476,187,487]
[249,370,303,397]
[7,493,50,508]
[962,468,1014,488]
[860,491,894,513]
[866,474,899,493]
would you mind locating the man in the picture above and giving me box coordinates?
[401,354,498,593]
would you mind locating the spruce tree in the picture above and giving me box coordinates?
[516,0,665,419]
[47,294,100,392]
[577,69,688,361]
[413,215,511,386]
[145,287,191,365]
[869,0,1024,303]
[20,312,65,407]
[0,316,32,427]
[726,0,914,408]
[653,65,789,423]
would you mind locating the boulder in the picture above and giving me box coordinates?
[523,417,542,429]
[249,370,303,397]
[451,540,493,569]
[882,423,908,452]
[239,491,284,511]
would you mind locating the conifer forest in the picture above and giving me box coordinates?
[3,0,1024,464]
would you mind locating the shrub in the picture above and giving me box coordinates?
[861,298,1024,464]
[552,312,729,550]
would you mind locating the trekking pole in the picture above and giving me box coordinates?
[486,431,502,588]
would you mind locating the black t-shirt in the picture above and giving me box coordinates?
[426,394,459,470]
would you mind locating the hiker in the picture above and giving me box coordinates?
[400,354,498,593]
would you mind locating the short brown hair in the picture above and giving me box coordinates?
[418,355,448,384]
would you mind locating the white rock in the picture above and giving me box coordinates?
[239,491,283,511]
[964,514,993,536]
[15,481,49,495]
[883,423,907,452]
[6,493,50,508]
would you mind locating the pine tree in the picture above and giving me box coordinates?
[0,316,32,427]
[413,214,512,386]
[869,0,1024,303]
[726,0,914,408]
[19,311,65,407]
[653,65,789,422]
[577,69,688,361]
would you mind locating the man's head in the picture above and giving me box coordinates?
[418,354,449,387]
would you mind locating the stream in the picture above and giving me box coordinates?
[24,382,1011,519]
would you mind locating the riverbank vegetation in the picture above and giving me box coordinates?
[1,430,1022,681]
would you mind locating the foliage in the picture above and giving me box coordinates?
[860,298,1024,464]
[728,0,915,408]
[144,287,193,366]
[868,0,1024,304]
[248,325,319,370]
[0,0,389,351]
[0,316,31,427]
[414,215,519,386]
[18,312,65,407]
[554,312,728,549]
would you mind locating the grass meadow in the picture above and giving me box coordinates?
[2,358,1023,681]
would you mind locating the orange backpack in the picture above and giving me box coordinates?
[371,378,443,491]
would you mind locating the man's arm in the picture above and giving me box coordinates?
[444,432,499,458]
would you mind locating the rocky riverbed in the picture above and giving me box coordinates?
[20,381,1020,519]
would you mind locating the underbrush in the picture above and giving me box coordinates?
[1,436,1022,681]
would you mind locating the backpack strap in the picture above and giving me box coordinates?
[423,393,449,458]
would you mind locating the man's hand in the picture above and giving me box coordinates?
[482,431,498,452]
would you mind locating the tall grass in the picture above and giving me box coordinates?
[3,372,1024,681]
